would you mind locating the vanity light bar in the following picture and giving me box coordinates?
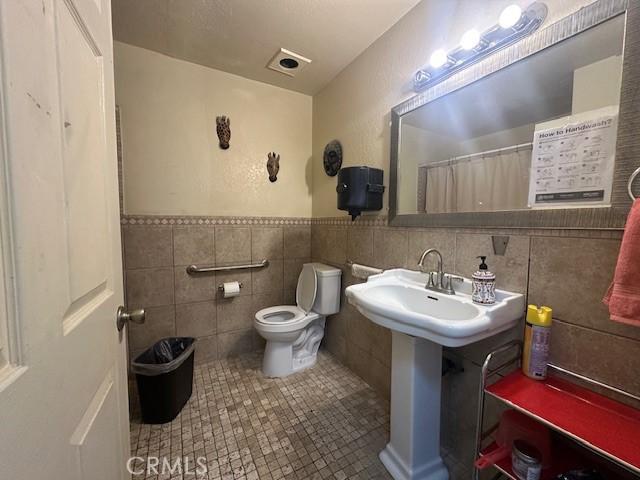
[413,2,548,92]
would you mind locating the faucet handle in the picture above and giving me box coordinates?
[443,273,464,294]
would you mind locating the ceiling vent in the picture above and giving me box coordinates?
[267,48,312,77]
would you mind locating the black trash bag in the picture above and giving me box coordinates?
[131,337,196,376]
[151,337,191,363]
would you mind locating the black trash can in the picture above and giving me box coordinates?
[131,337,196,424]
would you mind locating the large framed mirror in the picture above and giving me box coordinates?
[389,0,636,229]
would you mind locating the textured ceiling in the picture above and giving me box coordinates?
[111,0,422,95]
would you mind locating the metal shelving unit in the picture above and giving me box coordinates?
[474,341,640,479]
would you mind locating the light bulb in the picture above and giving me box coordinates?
[460,29,480,50]
[499,4,522,28]
[429,49,448,68]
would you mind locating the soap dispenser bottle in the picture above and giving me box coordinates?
[472,256,496,305]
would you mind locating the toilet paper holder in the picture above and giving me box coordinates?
[218,282,243,291]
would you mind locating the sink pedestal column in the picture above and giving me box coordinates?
[379,332,448,480]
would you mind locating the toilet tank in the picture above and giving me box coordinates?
[310,263,342,315]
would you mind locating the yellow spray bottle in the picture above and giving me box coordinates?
[522,305,552,380]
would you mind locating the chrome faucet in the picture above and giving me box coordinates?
[417,248,463,295]
[418,248,443,275]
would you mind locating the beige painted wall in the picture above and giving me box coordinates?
[572,55,623,113]
[114,42,313,217]
[312,0,596,217]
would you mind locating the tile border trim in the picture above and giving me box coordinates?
[311,216,389,226]
[120,215,622,238]
[121,215,313,226]
[121,214,390,226]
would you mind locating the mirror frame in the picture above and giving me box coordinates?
[389,0,636,230]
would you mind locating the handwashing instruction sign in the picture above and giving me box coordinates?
[527,106,618,208]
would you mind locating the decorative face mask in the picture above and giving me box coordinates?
[323,140,343,176]
[267,152,280,183]
[216,116,231,150]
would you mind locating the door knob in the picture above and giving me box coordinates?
[116,306,145,332]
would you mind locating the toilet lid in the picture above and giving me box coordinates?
[296,264,317,314]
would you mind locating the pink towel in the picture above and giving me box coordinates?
[603,199,640,326]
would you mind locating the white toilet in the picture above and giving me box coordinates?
[254,262,341,378]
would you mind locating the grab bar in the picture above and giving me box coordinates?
[629,166,640,201]
[186,259,268,275]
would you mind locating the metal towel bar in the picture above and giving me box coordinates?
[186,259,268,274]
[629,166,640,201]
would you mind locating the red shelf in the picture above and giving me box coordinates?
[485,371,640,474]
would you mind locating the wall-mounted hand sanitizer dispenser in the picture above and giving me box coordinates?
[336,166,384,220]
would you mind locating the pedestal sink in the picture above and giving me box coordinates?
[345,269,524,480]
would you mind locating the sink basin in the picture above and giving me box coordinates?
[345,268,525,480]
[358,285,481,321]
[345,268,524,347]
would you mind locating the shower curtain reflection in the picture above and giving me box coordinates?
[424,144,532,213]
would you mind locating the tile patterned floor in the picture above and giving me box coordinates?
[130,351,393,479]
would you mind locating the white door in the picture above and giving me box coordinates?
[0,0,131,479]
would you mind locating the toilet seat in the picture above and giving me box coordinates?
[255,305,320,333]
[256,305,305,324]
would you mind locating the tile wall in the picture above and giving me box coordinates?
[122,218,311,364]
[309,217,640,470]
[120,213,640,473]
